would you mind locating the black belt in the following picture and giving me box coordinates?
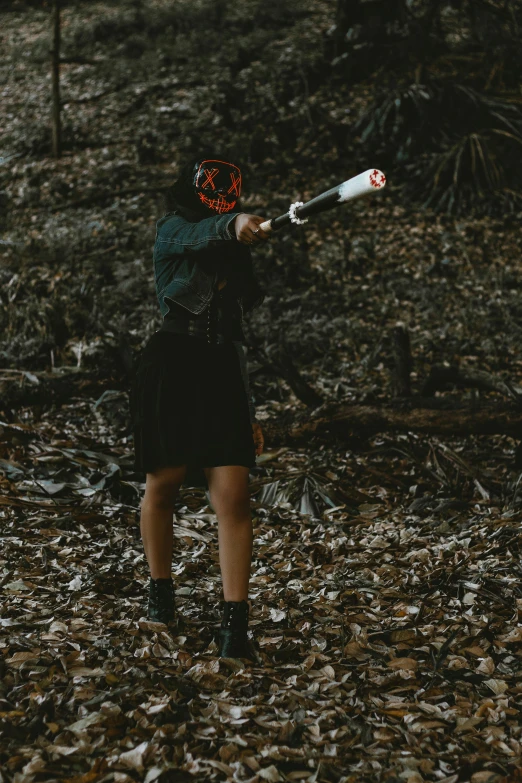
[158,291,240,344]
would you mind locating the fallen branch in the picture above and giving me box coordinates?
[0,368,116,414]
[422,364,522,402]
[261,399,522,446]
[59,56,105,66]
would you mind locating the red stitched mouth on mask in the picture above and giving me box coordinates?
[197,192,237,213]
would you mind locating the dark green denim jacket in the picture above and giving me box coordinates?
[153,210,264,423]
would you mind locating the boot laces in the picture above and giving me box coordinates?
[222,600,249,629]
[150,579,174,602]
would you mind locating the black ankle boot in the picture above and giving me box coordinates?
[218,600,259,663]
[148,577,176,625]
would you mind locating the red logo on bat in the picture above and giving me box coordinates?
[369,169,386,188]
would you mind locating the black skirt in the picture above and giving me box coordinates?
[129,330,256,489]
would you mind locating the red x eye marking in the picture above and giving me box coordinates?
[227,171,241,197]
[201,168,219,189]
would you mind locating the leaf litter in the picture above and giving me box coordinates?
[1,1,522,780]
[1,393,522,783]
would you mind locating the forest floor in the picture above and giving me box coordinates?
[1,2,522,782]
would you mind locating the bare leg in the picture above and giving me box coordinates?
[141,465,186,579]
[203,465,252,602]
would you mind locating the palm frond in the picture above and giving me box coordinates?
[253,470,359,521]
[357,78,522,213]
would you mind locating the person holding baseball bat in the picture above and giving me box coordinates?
[130,157,385,663]
[130,155,270,662]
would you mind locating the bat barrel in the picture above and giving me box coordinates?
[259,169,386,233]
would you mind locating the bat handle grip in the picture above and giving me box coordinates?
[258,219,273,233]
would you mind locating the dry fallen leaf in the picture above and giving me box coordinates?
[387,657,419,670]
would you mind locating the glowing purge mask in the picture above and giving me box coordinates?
[193,159,242,214]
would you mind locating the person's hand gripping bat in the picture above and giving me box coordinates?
[234,214,271,245]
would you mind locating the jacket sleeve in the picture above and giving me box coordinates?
[155,212,241,254]
[233,341,257,424]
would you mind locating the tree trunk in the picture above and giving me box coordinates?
[51,0,61,158]
[333,0,408,55]
[391,325,412,397]
[265,334,323,409]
